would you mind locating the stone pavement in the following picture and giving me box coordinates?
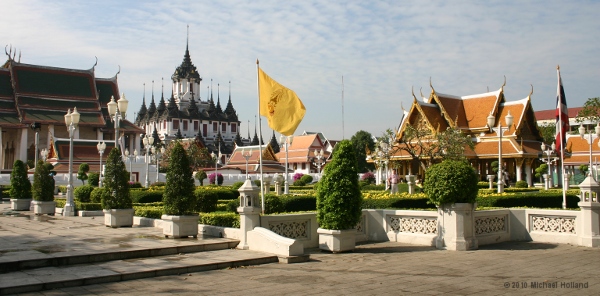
[1,204,599,295]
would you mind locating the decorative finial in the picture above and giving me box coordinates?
[116,65,121,76]
[528,84,534,98]
[502,75,506,90]
[557,65,560,70]
[93,56,98,68]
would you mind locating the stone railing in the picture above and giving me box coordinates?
[474,209,511,246]
[260,213,318,248]
[510,209,580,245]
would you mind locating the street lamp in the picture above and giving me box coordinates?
[97,141,106,188]
[540,142,556,189]
[142,134,154,187]
[63,107,80,216]
[279,135,294,194]
[241,148,253,179]
[312,148,325,175]
[106,94,128,155]
[578,123,600,178]
[487,110,514,193]
[152,146,165,183]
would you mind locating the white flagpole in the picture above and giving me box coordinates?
[256,59,265,214]
[558,65,567,209]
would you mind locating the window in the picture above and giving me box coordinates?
[194,121,199,131]
[302,163,306,170]
[163,120,166,129]
[173,120,179,130]
[213,122,218,133]
[183,120,188,131]
[222,123,226,132]
[203,124,207,136]
[231,123,237,133]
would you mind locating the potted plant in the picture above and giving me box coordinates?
[31,160,55,215]
[424,160,479,251]
[162,141,198,238]
[316,140,363,252]
[9,159,32,211]
[101,148,134,228]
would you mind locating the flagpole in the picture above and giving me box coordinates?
[256,59,265,214]
[558,65,567,209]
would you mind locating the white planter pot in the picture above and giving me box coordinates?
[436,203,478,251]
[317,228,356,253]
[162,214,199,238]
[103,209,134,228]
[32,200,56,215]
[10,198,32,211]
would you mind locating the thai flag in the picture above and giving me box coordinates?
[555,67,569,156]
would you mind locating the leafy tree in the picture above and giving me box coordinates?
[9,160,31,199]
[316,140,363,230]
[32,160,54,201]
[160,140,212,172]
[575,97,600,123]
[77,163,90,185]
[195,169,208,186]
[101,148,132,209]
[350,130,375,173]
[579,164,588,176]
[437,127,475,162]
[424,160,478,206]
[538,123,557,145]
[535,163,549,182]
[163,141,196,215]
[491,161,499,173]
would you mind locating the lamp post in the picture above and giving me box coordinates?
[578,123,600,179]
[63,107,80,216]
[210,150,221,185]
[152,146,165,183]
[30,122,41,167]
[125,149,137,182]
[106,94,129,156]
[96,141,106,188]
[143,134,154,187]
[279,135,294,194]
[541,142,556,189]
[487,110,514,193]
[241,148,253,179]
[312,148,325,175]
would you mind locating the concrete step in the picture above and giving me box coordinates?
[0,237,240,273]
[0,248,279,295]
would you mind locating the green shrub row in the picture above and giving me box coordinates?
[130,189,164,203]
[476,192,580,208]
[200,212,240,228]
[54,199,102,211]
[362,197,435,210]
[134,206,163,219]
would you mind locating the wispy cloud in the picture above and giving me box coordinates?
[1,0,598,140]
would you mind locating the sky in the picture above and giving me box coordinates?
[1,0,599,141]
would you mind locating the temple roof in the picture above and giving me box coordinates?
[171,43,201,81]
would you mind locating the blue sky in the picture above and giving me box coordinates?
[2,0,599,141]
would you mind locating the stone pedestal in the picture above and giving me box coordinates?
[578,175,600,247]
[436,203,478,251]
[273,174,284,195]
[543,174,549,190]
[32,200,55,215]
[487,175,495,189]
[405,175,416,194]
[237,179,261,250]
[10,198,31,211]
[104,209,134,228]
[317,228,356,253]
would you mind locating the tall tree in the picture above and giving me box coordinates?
[350,130,375,173]
[576,97,600,123]
[163,141,196,215]
[538,123,557,145]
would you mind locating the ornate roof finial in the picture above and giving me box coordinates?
[116,65,120,76]
[528,84,534,99]
[429,77,436,94]
[93,56,98,69]
[411,86,418,101]
[501,75,506,92]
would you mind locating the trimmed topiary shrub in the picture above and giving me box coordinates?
[101,148,132,210]
[424,160,478,206]
[194,188,219,213]
[316,140,363,230]
[515,180,528,188]
[265,194,284,214]
[293,179,306,186]
[300,174,313,184]
[77,163,90,185]
[74,184,95,202]
[90,187,106,203]
[10,160,31,199]
[130,189,164,203]
[32,160,54,201]
[88,172,100,187]
[195,169,208,186]
[163,141,196,215]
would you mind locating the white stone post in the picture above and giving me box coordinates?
[405,175,416,194]
[525,159,533,187]
[436,203,478,251]
[543,174,549,190]
[487,175,495,189]
[577,175,600,247]
[237,179,261,250]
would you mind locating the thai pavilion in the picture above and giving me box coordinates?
[390,81,546,186]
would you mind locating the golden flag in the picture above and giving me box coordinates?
[258,68,306,136]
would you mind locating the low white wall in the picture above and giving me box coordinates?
[248,227,304,257]
[380,209,438,246]
[260,213,318,248]
[474,209,511,246]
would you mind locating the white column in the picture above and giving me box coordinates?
[525,159,533,187]
[515,159,523,182]
[19,128,28,161]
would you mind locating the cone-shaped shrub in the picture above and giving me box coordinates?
[10,159,32,199]
[424,160,478,206]
[316,140,363,230]
[101,148,132,209]
[163,141,196,215]
[32,160,54,201]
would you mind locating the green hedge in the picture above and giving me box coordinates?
[134,206,163,219]
[362,197,435,210]
[54,199,102,211]
[130,189,164,203]
[200,212,240,228]
[194,188,220,212]
[280,195,316,212]
[74,185,95,202]
[475,192,580,208]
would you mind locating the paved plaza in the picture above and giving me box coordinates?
[1,204,599,295]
